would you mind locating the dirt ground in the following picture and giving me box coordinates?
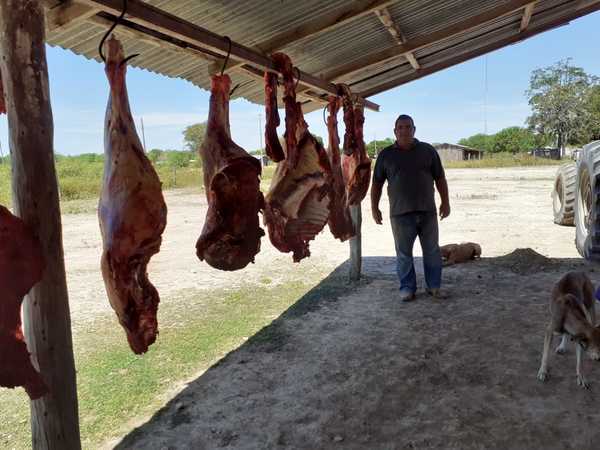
[63,166,600,449]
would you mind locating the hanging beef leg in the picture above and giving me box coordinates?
[196,73,264,271]
[264,71,285,162]
[342,102,372,205]
[99,36,168,354]
[326,96,355,241]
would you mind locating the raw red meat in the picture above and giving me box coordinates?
[272,53,301,168]
[326,96,355,241]
[342,102,372,205]
[196,73,264,270]
[340,85,356,156]
[264,71,285,162]
[99,37,167,354]
[264,54,332,262]
[0,204,47,399]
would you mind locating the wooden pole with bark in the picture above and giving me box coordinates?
[0,1,81,448]
[349,204,362,281]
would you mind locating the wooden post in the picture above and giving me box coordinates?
[349,204,362,281]
[0,1,81,449]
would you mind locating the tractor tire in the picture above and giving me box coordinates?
[575,141,600,260]
[552,162,576,226]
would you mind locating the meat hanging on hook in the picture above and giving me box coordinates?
[98,36,167,354]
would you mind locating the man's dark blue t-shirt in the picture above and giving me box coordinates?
[373,139,445,216]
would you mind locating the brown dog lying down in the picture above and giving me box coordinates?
[537,271,600,389]
[440,242,481,266]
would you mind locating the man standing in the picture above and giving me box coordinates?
[371,115,450,301]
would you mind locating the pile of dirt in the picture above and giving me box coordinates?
[493,247,555,275]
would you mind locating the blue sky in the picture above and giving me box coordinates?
[1,11,599,157]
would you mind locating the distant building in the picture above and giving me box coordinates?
[529,147,560,160]
[433,143,484,162]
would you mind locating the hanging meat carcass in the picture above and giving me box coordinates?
[196,73,264,270]
[0,205,47,399]
[341,95,371,206]
[99,37,167,354]
[341,87,356,157]
[326,96,355,241]
[264,53,332,262]
[264,71,285,162]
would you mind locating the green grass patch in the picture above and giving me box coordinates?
[0,157,276,212]
[0,163,10,206]
[444,153,566,169]
[0,275,330,449]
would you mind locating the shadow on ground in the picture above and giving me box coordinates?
[114,250,600,450]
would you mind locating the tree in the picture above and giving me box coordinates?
[166,150,191,169]
[491,127,544,153]
[147,148,164,163]
[366,138,394,158]
[458,134,493,152]
[584,85,600,141]
[526,59,597,156]
[182,122,207,152]
[166,150,191,187]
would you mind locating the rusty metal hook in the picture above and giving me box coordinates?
[220,36,232,76]
[99,0,128,62]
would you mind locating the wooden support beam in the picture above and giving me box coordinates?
[239,64,331,106]
[79,0,379,111]
[89,14,219,63]
[360,1,600,98]
[0,1,81,449]
[520,2,536,31]
[321,0,534,83]
[46,0,98,32]
[349,204,362,281]
[374,7,420,70]
[218,0,398,74]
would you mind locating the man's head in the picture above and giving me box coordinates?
[394,114,415,148]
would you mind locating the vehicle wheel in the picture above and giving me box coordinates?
[552,163,576,226]
[575,141,600,260]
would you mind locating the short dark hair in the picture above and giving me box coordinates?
[395,114,415,129]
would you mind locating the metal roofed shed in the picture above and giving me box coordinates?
[44,0,600,112]
[3,1,600,449]
[434,143,484,162]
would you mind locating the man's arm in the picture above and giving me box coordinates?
[435,176,450,219]
[371,181,384,224]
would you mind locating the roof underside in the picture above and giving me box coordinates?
[45,0,600,112]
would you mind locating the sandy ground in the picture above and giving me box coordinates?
[64,166,578,330]
[63,165,600,449]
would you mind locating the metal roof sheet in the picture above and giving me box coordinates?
[45,0,600,111]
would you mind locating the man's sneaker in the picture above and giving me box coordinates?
[399,290,416,302]
[426,288,448,299]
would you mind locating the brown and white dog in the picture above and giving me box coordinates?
[537,271,600,388]
[440,242,481,266]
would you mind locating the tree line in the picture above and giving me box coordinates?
[460,59,600,155]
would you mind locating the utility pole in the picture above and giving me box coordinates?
[140,116,147,153]
[373,134,377,158]
[258,113,263,167]
[483,55,488,136]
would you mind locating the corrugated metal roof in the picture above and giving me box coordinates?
[45,0,600,111]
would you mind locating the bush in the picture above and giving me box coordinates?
[0,164,10,207]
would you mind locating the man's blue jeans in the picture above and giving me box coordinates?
[390,211,442,294]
